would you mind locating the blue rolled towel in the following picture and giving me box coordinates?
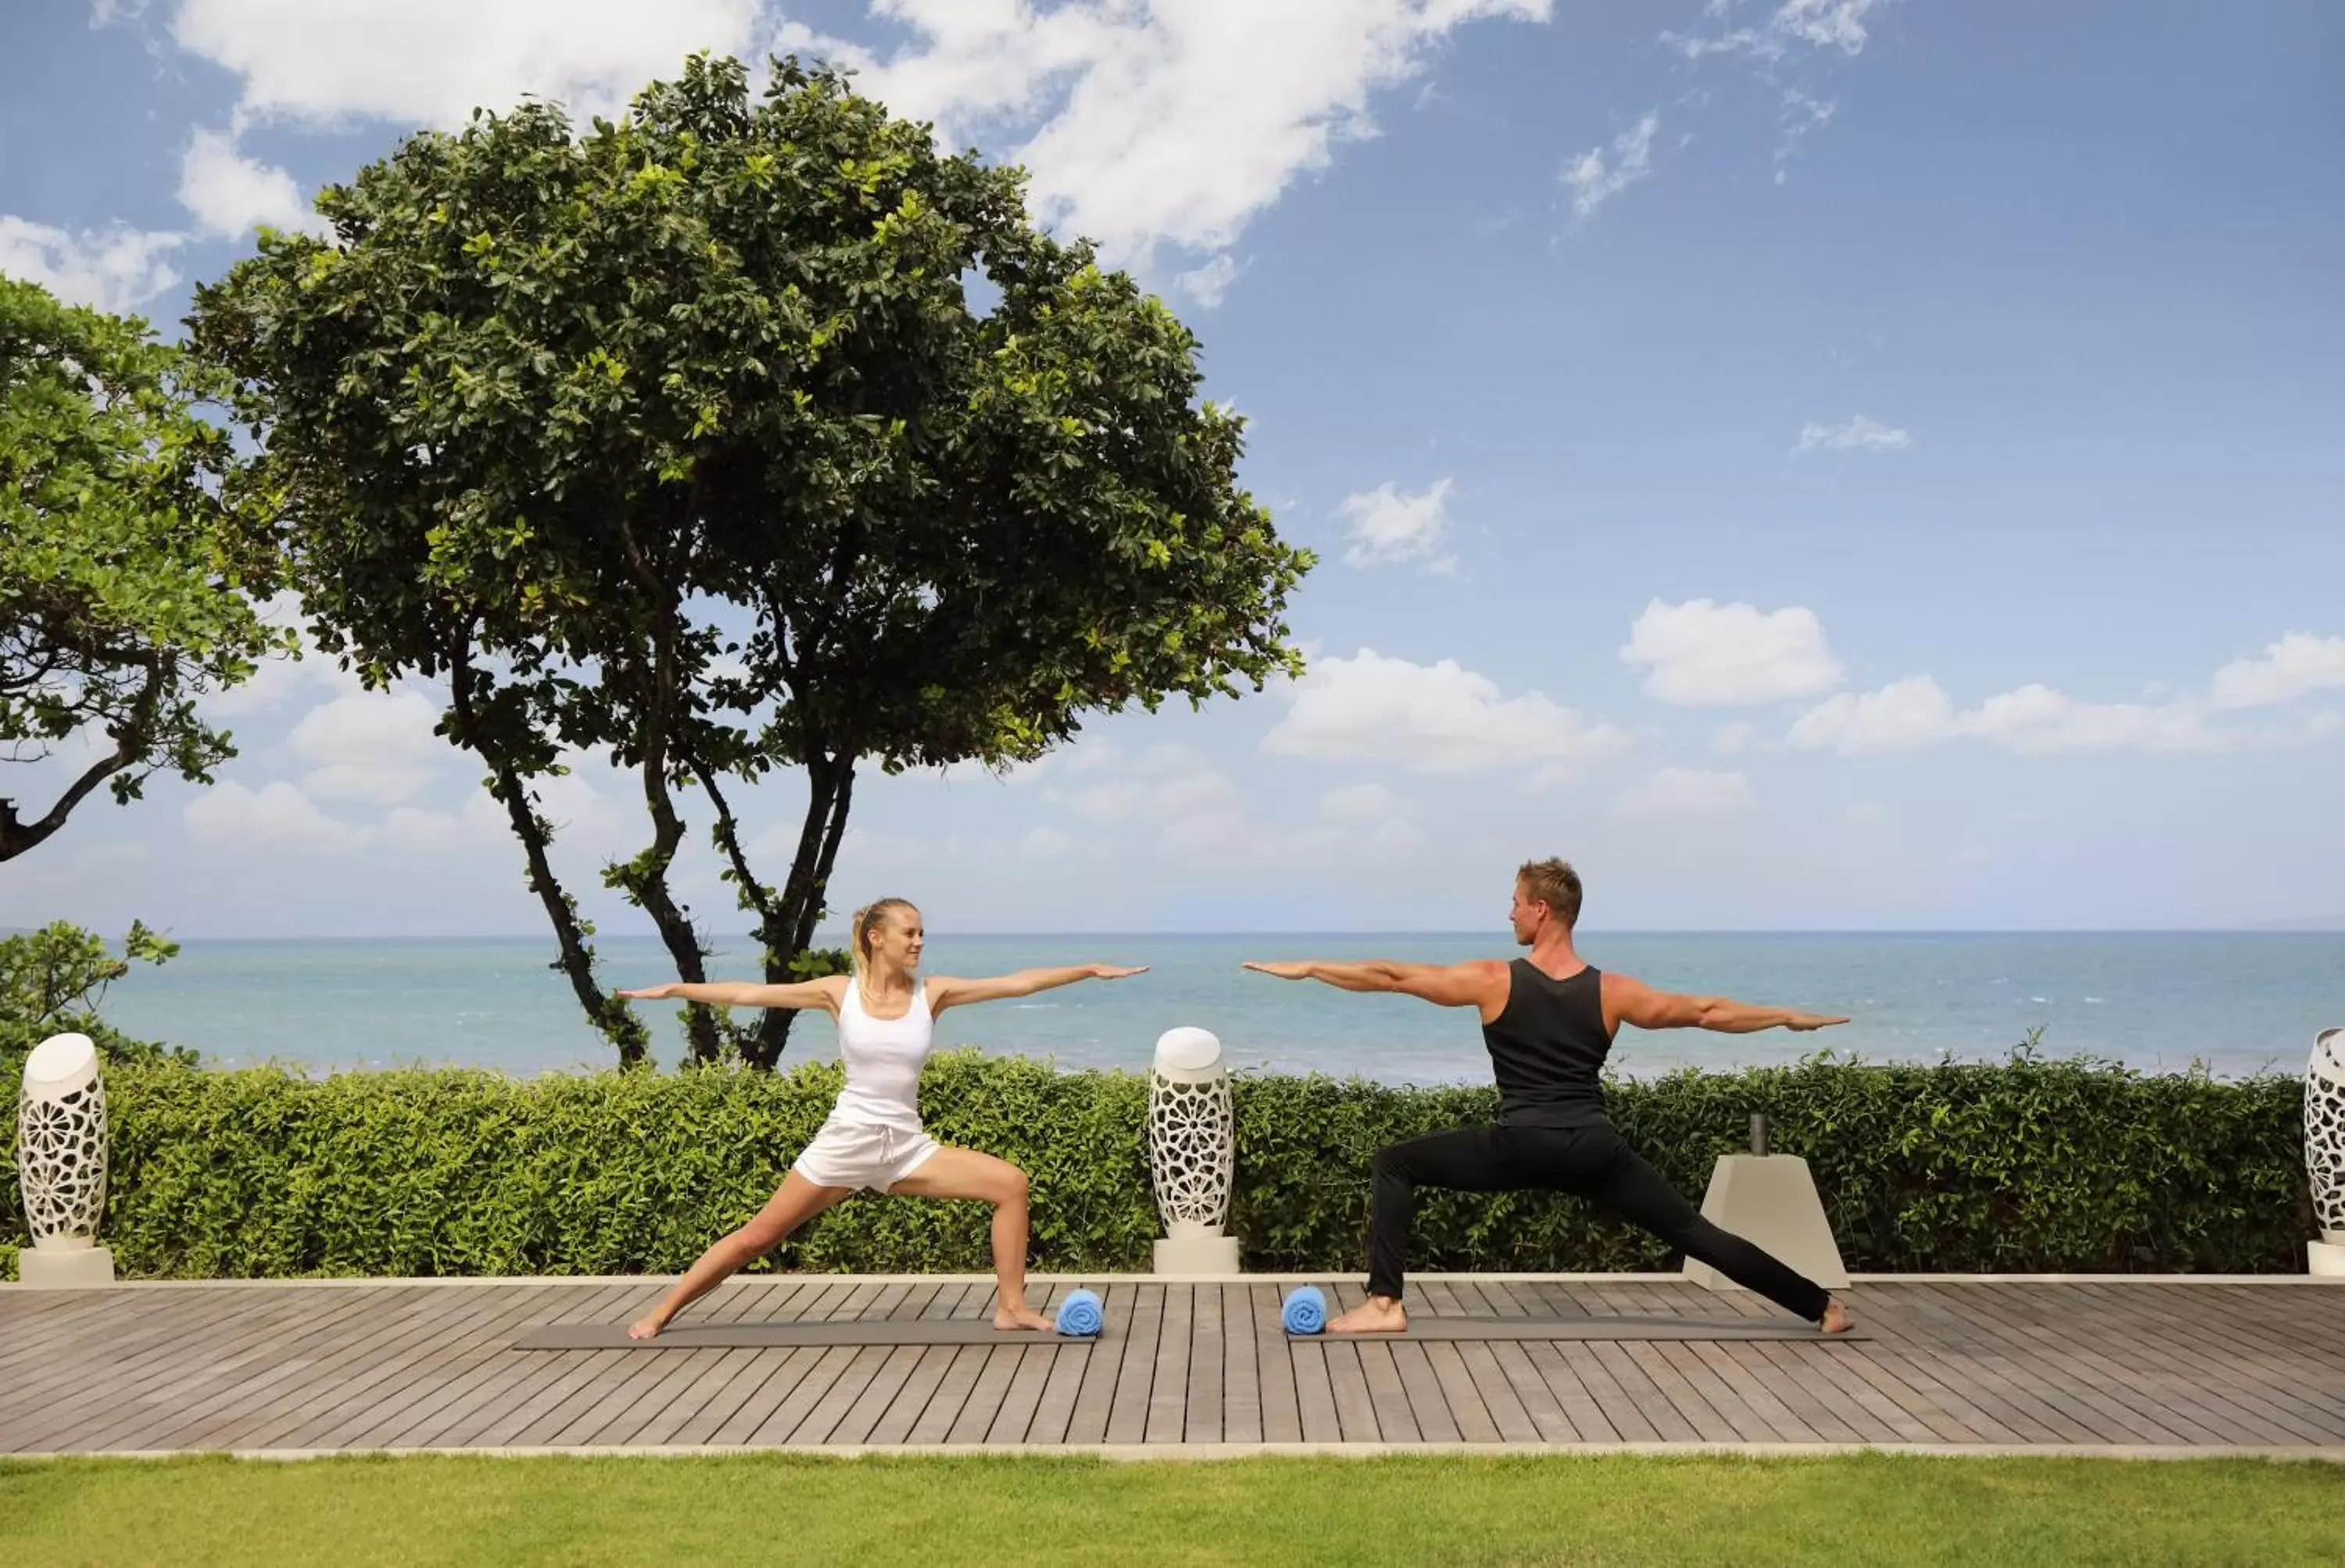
[1054,1288,1104,1337]
[1282,1285,1328,1335]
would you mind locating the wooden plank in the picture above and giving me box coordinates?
[1452,1341,1543,1443]
[1387,1341,1460,1442]
[1103,1284,1165,1445]
[1586,1343,1704,1442]
[1618,1341,1739,1443]
[946,1344,1026,1444]
[1186,1282,1223,1445]
[8,1286,378,1452]
[9,1286,399,1452]
[1289,1340,1343,1443]
[904,1346,991,1444]
[1354,1341,1420,1441]
[1219,1282,1262,1444]
[385,1285,651,1450]
[1144,1281,1193,1444]
[1062,1284,1141,1446]
[818,1283,946,1448]
[1421,1342,1503,1443]
[983,1344,1061,1444]
[252,1283,575,1452]
[1254,1283,1301,1444]
[2057,1283,2345,1441]
[1324,1341,1381,1443]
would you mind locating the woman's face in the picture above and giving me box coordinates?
[867,906,925,972]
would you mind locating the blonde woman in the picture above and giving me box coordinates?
[618,898,1145,1337]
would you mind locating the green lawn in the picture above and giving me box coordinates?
[4,1452,2337,1567]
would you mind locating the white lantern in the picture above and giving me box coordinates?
[2306,1029,2345,1277]
[16,1031,116,1288]
[1147,1026,1241,1275]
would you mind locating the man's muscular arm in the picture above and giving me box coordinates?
[1605,973,1848,1034]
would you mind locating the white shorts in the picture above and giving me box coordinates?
[793,1119,942,1194]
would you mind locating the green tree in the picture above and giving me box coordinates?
[1,276,292,861]
[192,54,1312,1070]
[0,919,196,1082]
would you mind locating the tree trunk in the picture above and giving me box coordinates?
[742,750,857,1072]
[449,637,649,1067]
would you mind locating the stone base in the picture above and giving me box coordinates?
[1682,1154,1851,1293]
[2307,1240,2345,1278]
[17,1242,116,1290]
[1153,1232,1242,1276]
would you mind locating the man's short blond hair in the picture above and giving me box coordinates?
[1516,858,1583,929]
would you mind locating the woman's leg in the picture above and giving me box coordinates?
[886,1147,1052,1330]
[628,1169,854,1339]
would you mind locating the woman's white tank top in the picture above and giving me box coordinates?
[829,976,933,1132]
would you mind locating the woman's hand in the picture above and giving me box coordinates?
[618,983,682,1001]
[1089,965,1149,980]
[1241,961,1311,980]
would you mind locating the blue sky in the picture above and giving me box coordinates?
[5,0,2343,937]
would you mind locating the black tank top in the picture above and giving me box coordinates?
[1481,960,1613,1126]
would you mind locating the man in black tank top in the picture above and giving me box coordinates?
[1244,857,1855,1337]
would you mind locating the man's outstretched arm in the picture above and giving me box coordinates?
[1243,958,1509,1010]
[1605,973,1849,1034]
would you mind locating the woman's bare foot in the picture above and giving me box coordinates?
[1328,1295,1408,1334]
[1820,1298,1854,1335]
[995,1303,1055,1333]
[626,1312,669,1341]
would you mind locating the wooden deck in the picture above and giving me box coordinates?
[4,1276,2343,1456]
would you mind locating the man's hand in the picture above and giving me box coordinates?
[1089,965,1150,980]
[1241,961,1312,980]
[1785,1011,1849,1032]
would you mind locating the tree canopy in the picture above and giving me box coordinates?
[192,54,1312,1067]
[1,276,291,861]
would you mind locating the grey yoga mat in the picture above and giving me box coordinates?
[1284,1316,1867,1342]
[515,1319,1100,1349]
[516,1315,1863,1349]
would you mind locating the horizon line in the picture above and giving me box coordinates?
[41,925,2343,942]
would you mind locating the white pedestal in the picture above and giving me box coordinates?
[1153,1222,1241,1276]
[1681,1153,1850,1292]
[17,1239,116,1290]
[2308,1239,2345,1278]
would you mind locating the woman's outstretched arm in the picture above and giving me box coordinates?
[618,975,847,1012]
[929,965,1147,1014]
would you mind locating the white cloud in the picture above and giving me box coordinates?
[177,126,327,239]
[2207,633,2345,711]
[1620,598,1845,706]
[1615,767,1754,822]
[162,0,765,131]
[1794,415,1910,454]
[1786,658,2345,758]
[1663,0,1878,63]
[1316,782,1406,825]
[1065,754,1240,823]
[184,780,370,854]
[1785,675,1958,754]
[1019,825,1073,860]
[286,690,446,805]
[1339,478,1457,573]
[1774,88,1835,181]
[1174,252,1239,307]
[1563,111,1658,218]
[854,0,1554,270]
[1712,721,1758,756]
[201,595,371,717]
[0,216,183,312]
[149,0,1551,290]
[1262,647,1632,775]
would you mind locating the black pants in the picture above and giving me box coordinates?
[1366,1122,1831,1322]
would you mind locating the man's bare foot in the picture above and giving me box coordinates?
[1820,1298,1854,1335]
[1327,1296,1408,1334]
[995,1304,1055,1333]
[626,1312,668,1341]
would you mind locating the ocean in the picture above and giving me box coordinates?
[85,931,2344,1085]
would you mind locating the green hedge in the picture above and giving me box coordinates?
[0,1051,2313,1279]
